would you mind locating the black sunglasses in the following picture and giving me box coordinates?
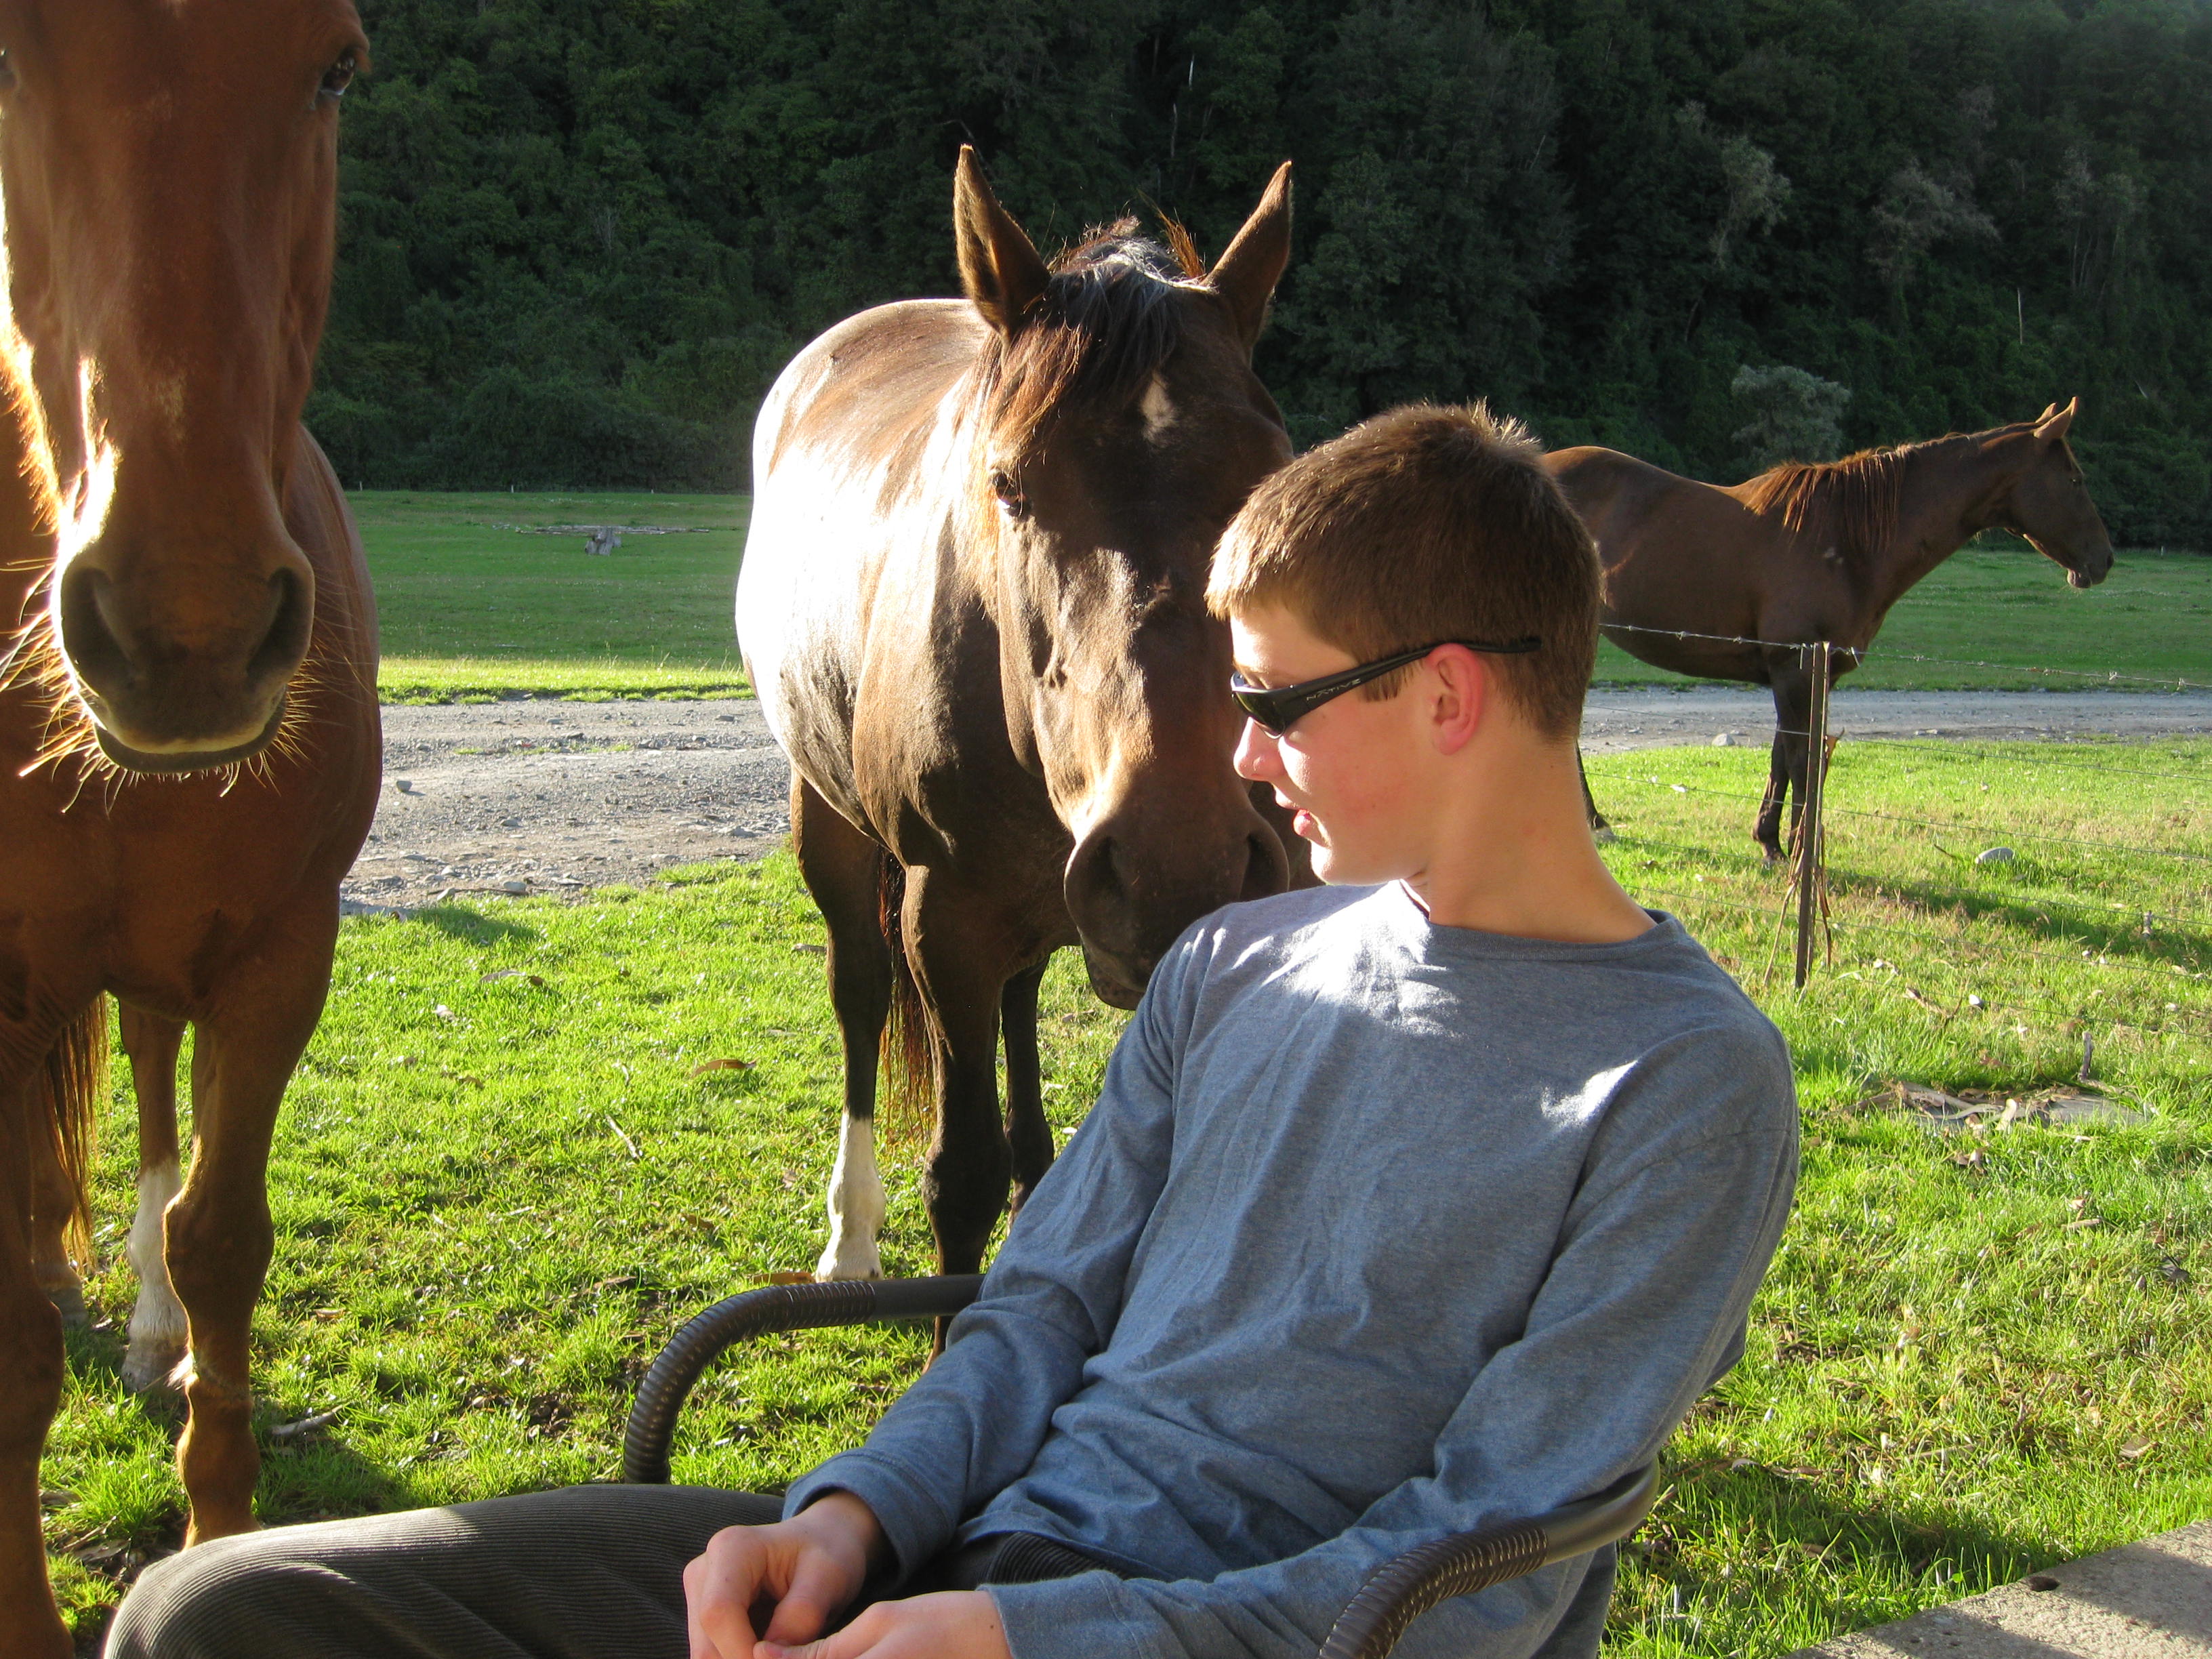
[1230,636,1542,736]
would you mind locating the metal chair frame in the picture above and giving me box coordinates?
[626,1276,1657,1659]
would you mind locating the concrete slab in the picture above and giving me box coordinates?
[1788,1522,2212,1659]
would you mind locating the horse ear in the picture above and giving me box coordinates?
[954,146,1050,337]
[2035,396,2078,441]
[2035,403,2057,423]
[1206,161,1294,351]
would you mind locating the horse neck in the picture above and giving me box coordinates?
[1870,438,2018,600]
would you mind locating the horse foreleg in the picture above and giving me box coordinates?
[791,779,893,1283]
[1577,746,1615,844]
[1000,959,1052,1215]
[1755,733,1790,862]
[0,1063,73,1659]
[902,868,1015,1288]
[1756,658,1814,862]
[165,937,330,1546]
[119,1006,188,1392]
[26,1124,84,1334]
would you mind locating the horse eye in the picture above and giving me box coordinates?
[319,51,357,100]
[0,52,16,94]
[989,468,1028,517]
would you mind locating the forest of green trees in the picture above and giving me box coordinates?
[316,0,2212,547]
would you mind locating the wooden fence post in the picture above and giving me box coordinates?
[1793,640,1832,991]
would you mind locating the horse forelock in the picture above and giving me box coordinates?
[978,222,1192,468]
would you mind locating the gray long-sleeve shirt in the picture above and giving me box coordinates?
[785,882,1799,1659]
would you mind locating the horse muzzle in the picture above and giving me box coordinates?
[87,693,291,774]
[55,554,313,771]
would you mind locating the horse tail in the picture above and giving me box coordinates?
[876,855,933,1145]
[37,997,107,1272]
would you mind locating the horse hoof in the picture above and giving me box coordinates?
[1591,825,1618,846]
[123,1339,188,1394]
[813,1246,884,1283]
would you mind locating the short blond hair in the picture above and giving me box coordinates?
[1208,403,1599,739]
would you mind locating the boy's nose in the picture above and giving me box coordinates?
[1233,718,1278,781]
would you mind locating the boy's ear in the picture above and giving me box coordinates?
[1427,646,1488,757]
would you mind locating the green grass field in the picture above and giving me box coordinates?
[356,493,2211,700]
[358,491,752,702]
[42,737,2212,1653]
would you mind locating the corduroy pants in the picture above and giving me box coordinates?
[105,1483,1116,1659]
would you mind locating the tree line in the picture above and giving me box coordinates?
[317,0,2212,548]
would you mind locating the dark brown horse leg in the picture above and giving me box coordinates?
[1576,746,1614,842]
[1000,958,1053,1215]
[26,1117,85,1334]
[0,1049,73,1659]
[164,930,332,1546]
[790,778,895,1282]
[901,868,1015,1285]
[1755,733,1790,862]
[119,1007,189,1392]
[1757,657,1813,862]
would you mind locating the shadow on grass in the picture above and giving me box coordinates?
[1831,867,2210,971]
[58,1324,413,1656]
[413,903,541,947]
[1634,1458,2057,1647]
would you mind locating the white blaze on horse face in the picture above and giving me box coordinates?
[1139,373,1179,445]
[816,1113,886,1282]
[123,1158,188,1393]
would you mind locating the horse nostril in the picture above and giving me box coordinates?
[56,563,136,697]
[247,566,313,687]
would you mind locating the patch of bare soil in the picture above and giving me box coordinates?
[342,689,2212,910]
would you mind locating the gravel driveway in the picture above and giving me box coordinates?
[343,688,2212,910]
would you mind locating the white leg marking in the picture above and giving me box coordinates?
[123,1160,188,1393]
[815,1115,886,1281]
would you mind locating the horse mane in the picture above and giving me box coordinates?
[979,218,1201,464]
[1741,445,1912,563]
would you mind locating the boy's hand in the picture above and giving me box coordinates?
[758,1590,1012,1659]
[684,1492,886,1659]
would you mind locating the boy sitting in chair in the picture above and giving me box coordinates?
[112,405,1798,1659]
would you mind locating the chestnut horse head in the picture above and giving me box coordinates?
[0,0,368,771]
[1994,398,2114,590]
[954,151,1295,999]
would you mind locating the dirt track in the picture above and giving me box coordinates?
[341,688,2212,911]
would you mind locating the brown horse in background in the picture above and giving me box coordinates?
[1549,401,2114,859]
[0,4,380,1650]
[738,150,1299,1292]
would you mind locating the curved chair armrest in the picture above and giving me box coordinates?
[1319,1462,1659,1659]
[623,1275,985,1485]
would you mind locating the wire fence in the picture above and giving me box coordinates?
[1599,621,2209,692]
[1582,632,2210,1052]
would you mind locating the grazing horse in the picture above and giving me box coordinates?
[1549,401,2114,858]
[0,3,379,1650]
[739,150,1298,1288]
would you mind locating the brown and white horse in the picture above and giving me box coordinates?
[1549,402,2114,857]
[0,3,379,1650]
[739,150,1300,1292]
